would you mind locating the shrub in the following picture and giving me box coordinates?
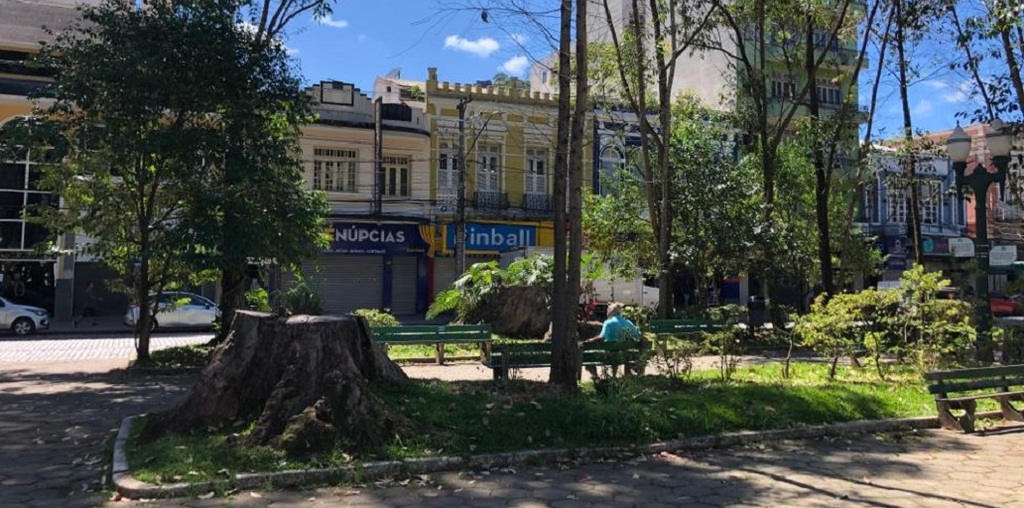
[283,273,323,315]
[352,308,400,327]
[244,287,272,312]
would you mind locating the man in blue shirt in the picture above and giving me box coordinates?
[584,303,641,343]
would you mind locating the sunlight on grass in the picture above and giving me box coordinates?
[129,362,936,483]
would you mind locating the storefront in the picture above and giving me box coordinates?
[431,220,554,298]
[301,220,433,316]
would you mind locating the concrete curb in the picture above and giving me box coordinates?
[113,410,1006,500]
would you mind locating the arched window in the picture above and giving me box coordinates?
[598,146,625,196]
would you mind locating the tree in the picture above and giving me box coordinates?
[594,0,717,318]
[206,0,334,341]
[30,0,257,362]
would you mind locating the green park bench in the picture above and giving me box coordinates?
[483,340,645,380]
[924,364,1024,433]
[646,319,728,355]
[371,324,492,365]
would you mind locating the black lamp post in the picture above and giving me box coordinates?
[947,118,1014,363]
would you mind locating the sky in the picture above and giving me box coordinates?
[281,0,968,140]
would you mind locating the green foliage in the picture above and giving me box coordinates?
[244,287,272,312]
[796,266,978,379]
[620,304,656,330]
[352,308,400,327]
[283,274,323,315]
[132,343,214,369]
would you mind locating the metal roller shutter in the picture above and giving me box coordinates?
[390,256,418,316]
[433,257,457,299]
[300,255,383,315]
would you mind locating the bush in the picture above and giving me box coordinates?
[283,274,323,315]
[244,287,272,312]
[352,308,400,327]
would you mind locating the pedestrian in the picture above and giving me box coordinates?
[582,303,645,377]
[74,281,102,327]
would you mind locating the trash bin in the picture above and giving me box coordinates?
[747,295,768,327]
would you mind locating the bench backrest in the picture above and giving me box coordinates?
[488,340,642,366]
[924,364,1024,395]
[647,319,726,335]
[372,324,492,343]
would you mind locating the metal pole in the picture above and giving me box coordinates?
[456,95,472,276]
[973,176,994,363]
[373,97,384,215]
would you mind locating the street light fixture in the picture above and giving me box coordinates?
[947,119,1014,363]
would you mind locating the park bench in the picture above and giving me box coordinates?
[371,324,492,365]
[924,364,1024,433]
[483,340,645,380]
[646,319,728,355]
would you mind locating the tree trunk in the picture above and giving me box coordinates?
[807,15,835,298]
[894,0,923,265]
[549,0,574,389]
[215,267,246,343]
[141,311,407,456]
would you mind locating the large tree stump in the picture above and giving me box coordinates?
[141,311,407,456]
[469,285,551,339]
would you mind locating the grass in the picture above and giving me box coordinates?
[128,362,936,484]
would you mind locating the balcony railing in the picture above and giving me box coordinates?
[474,191,509,210]
[522,193,552,213]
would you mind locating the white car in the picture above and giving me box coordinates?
[0,296,50,335]
[124,291,220,330]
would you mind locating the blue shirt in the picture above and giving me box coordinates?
[599,316,641,342]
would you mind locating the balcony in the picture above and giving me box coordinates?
[474,191,509,210]
[522,193,552,214]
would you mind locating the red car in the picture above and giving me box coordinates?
[937,288,1022,316]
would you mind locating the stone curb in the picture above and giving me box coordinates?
[113,411,1008,500]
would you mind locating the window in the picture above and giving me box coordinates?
[863,180,877,223]
[526,148,547,195]
[816,79,841,106]
[313,148,357,192]
[921,181,940,225]
[599,146,625,196]
[886,178,908,224]
[771,76,796,99]
[0,146,54,251]
[384,155,410,197]
[437,143,458,192]
[476,144,501,192]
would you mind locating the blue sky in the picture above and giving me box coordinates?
[281,0,965,139]
[283,1,539,94]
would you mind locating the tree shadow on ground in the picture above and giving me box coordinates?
[0,366,194,508]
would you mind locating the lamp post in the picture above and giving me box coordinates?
[947,118,1014,363]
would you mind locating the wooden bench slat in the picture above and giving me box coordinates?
[941,390,1024,403]
[929,376,1024,395]
[923,364,1024,381]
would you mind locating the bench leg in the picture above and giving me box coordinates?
[937,399,977,433]
[998,394,1024,423]
[435,343,444,365]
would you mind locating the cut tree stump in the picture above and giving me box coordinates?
[140,311,408,456]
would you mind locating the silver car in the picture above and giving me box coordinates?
[124,291,219,330]
[0,296,50,335]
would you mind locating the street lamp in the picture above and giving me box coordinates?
[947,119,1014,363]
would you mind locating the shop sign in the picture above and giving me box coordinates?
[445,222,537,252]
[921,236,951,256]
[990,245,1018,266]
[329,222,430,255]
[949,237,975,258]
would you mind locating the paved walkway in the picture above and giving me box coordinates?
[0,333,212,363]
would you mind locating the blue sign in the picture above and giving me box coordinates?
[446,222,537,252]
[329,222,429,256]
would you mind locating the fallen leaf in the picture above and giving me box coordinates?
[198,492,215,500]
[250,492,262,498]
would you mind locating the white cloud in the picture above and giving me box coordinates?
[942,81,972,104]
[922,80,949,90]
[315,14,349,28]
[443,35,500,57]
[510,33,527,45]
[911,98,934,116]
[500,55,530,75]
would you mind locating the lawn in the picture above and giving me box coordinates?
[127,362,935,484]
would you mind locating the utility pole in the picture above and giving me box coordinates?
[373,97,384,215]
[456,95,472,275]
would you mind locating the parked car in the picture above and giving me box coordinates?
[124,291,219,330]
[936,287,1022,316]
[0,296,50,335]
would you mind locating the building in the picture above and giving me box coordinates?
[857,148,969,285]
[292,81,433,315]
[0,0,112,322]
